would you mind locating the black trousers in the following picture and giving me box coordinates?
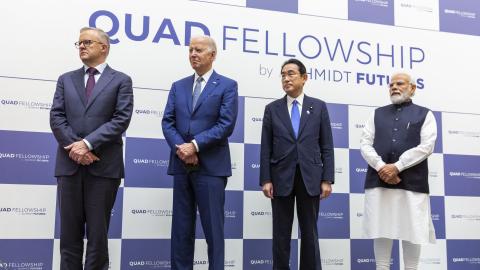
[57,167,120,270]
[272,166,321,270]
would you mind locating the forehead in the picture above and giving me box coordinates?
[391,73,410,82]
[189,38,209,48]
[79,30,99,40]
[281,63,299,72]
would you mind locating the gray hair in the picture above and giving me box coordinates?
[391,72,416,86]
[190,35,217,53]
[80,27,110,48]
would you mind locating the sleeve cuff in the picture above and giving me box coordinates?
[191,140,199,152]
[374,160,386,171]
[83,139,93,151]
[394,161,404,172]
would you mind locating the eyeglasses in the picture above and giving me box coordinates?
[281,71,301,80]
[74,40,104,48]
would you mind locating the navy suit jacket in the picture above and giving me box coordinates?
[50,65,134,179]
[260,94,334,196]
[162,70,238,177]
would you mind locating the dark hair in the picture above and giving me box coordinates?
[281,58,306,75]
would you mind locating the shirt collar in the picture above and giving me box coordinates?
[287,92,304,107]
[84,62,107,74]
[194,68,213,84]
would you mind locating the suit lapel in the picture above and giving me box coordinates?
[192,70,220,114]
[86,65,115,110]
[72,68,87,107]
[275,96,296,139]
[185,75,195,113]
[298,95,312,138]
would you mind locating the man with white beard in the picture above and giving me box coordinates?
[360,72,437,270]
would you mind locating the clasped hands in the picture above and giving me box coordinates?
[176,142,198,165]
[64,140,99,165]
[378,164,401,185]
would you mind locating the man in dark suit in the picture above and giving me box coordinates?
[162,35,238,270]
[50,27,133,269]
[260,59,334,270]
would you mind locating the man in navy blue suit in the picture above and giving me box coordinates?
[260,59,334,270]
[162,35,238,270]
[50,27,133,269]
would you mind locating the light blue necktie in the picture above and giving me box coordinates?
[192,76,203,109]
[291,99,300,138]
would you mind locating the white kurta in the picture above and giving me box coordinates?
[360,109,437,244]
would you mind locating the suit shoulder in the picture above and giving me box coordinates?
[58,68,82,79]
[305,96,327,107]
[266,98,284,108]
[216,74,237,85]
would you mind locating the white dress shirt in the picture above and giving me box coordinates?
[286,92,304,118]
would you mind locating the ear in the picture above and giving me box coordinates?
[410,84,416,96]
[302,73,308,83]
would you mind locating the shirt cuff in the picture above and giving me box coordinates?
[394,161,404,172]
[191,140,199,152]
[374,160,386,171]
[83,139,93,151]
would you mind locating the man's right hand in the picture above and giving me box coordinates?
[78,152,100,165]
[184,153,199,165]
[262,182,274,199]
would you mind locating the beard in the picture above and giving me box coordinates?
[390,91,411,104]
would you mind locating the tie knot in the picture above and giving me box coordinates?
[86,67,98,76]
[292,99,298,105]
[196,76,203,83]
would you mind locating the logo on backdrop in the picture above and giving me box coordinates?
[354,0,389,8]
[0,152,49,163]
[132,158,169,167]
[130,208,172,217]
[224,259,236,268]
[400,3,433,13]
[447,129,480,138]
[0,207,47,216]
[0,260,45,269]
[444,9,476,19]
[134,109,163,118]
[448,171,480,179]
[0,99,51,111]
[450,214,480,221]
[128,260,170,268]
[88,10,427,89]
[321,258,345,267]
[420,257,441,265]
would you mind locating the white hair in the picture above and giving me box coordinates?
[190,35,217,53]
[391,72,416,86]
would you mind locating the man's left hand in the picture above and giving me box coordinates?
[378,164,399,181]
[320,181,332,199]
[176,143,196,161]
[65,140,89,162]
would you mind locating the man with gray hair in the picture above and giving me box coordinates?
[162,35,238,269]
[50,27,133,269]
[360,72,437,270]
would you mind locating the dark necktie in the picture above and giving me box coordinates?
[192,76,203,109]
[291,100,300,138]
[85,67,98,101]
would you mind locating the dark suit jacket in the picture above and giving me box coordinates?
[162,70,238,177]
[260,94,334,196]
[50,65,134,179]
